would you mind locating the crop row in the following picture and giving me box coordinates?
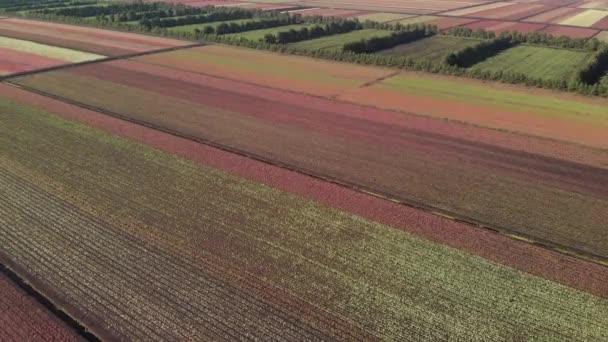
[1,94,607,340]
[2,82,605,301]
[10,59,608,260]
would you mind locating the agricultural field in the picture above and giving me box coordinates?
[0,18,190,56]
[1,5,608,341]
[470,45,592,81]
[0,272,80,341]
[288,29,393,50]
[130,45,608,149]
[130,45,394,96]
[10,51,608,263]
[0,36,103,76]
[355,12,414,22]
[1,84,607,340]
[377,35,482,62]
[463,20,548,33]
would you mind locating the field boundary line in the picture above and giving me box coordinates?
[359,70,401,88]
[7,81,608,269]
[0,43,205,81]
[0,260,103,342]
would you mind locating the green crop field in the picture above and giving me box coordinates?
[166,18,257,33]
[226,23,315,41]
[289,29,393,51]
[470,45,592,81]
[377,35,482,62]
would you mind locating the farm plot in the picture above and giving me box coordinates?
[377,35,482,61]
[0,272,81,341]
[0,36,103,76]
[540,25,600,37]
[355,12,414,22]
[463,20,547,33]
[0,18,190,56]
[280,0,488,14]
[523,7,586,23]
[1,90,608,341]
[457,3,555,21]
[288,29,393,50]
[225,23,317,40]
[557,9,608,27]
[130,45,393,96]
[131,45,608,148]
[470,45,590,81]
[287,8,368,17]
[10,59,608,262]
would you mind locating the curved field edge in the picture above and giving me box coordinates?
[1,90,607,341]
[0,271,81,342]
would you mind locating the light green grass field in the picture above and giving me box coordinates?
[377,35,482,62]
[0,36,103,61]
[289,29,392,51]
[377,74,608,123]
[470,45,591,81]
[226,23,315,40]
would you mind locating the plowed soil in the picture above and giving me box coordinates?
[0,272,81,342]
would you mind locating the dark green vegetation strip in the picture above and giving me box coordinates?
[1,94,608,341]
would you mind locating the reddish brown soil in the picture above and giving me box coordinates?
[119,59,608,168]
[469,3,554,21]
[427,17,479,30]
[0,27,135,56]
[0,48,66,72]
[0,273,80,341]
[2,83,607,298]
[1,18,188,48]
[339,86,608,149]
[69,61,608,199]
[523,7,584,23]
[540,25,600,38]
[592,17,608,29]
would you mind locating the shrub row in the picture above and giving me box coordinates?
[343,26,435,53]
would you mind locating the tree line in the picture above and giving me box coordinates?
[263,20,361,44]
[343,25,435,53]
[444,36,513,67]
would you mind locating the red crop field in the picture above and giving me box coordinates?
[523,7,585,23]
[0,272,80,341]
[289,8,369,17]
[464,20,547,32]
[2,82,606,299]
[540,24,600,37]
[11,56,608,263]
[426,16,480,29]
[593,16,608,28]
[0,18,190,56]
[465,3,555,20]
